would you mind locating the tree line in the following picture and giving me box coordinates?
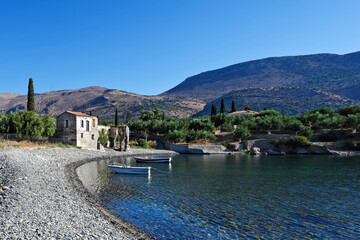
[128,106,360,143]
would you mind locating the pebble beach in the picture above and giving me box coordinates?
[0,147,175,239]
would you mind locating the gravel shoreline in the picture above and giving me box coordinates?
[0,147,176,239]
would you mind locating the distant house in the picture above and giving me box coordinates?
[228,110,259,116]
[55,111,99,149]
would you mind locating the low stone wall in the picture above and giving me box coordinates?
[131,133,231,154]
[167,144,231,154]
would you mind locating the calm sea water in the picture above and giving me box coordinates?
[77,155,360,239]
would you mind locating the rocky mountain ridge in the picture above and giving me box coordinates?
[1,51,360,118]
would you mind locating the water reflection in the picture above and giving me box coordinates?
[77,154,360,239]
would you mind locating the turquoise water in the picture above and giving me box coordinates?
[77,155,360,239]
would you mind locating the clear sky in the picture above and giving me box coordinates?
[1,0,360,95]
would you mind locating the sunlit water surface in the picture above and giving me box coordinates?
[77,155,360,239]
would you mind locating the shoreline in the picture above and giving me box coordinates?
[0,147,176,239]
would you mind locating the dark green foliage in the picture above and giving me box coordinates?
[316,130,348,142]
[244,106,251,111]
[257,110,281,118]
[233,125,251,139]
[137,138,147,148]
[185,129,216,142]
[298,126,313,137]
[98,120,115,126]
[98,129,109,145]
[211,103,217,116]
[338,105,360,116]
[231,100,236,113]
[221,121,234,132]
[140,108,162,121]
[188,117,215,132]
[211,113,229,127]
[27,78,35,112]
[220,98,226,114]
[344,114,360,130]
[166,130,187,143]
[125,111,130,124]
[129,106,359,144]
[115,108,119,126]
[284,136,310,148]
[0,112,56,138]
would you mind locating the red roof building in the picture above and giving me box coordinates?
[228,110,259,116]
[66,111,91,117]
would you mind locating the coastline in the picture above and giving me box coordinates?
[0,147,176,239]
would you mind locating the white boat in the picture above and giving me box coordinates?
[108,165,151,174]
[135,156,172,163]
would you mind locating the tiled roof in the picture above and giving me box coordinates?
[228,110,259,115]
[66,111,91,117]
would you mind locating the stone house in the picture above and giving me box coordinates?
[55,111,99,149]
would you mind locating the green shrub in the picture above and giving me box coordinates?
[185,129,216,142]
[98,129,109,145]
[166,130,186,143]
[221,121,234,132]
[137,138,147,148]
[233,125,251,139]
[284,136,310,148]
[298,126,313,137]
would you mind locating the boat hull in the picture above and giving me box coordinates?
[108,165,151,174]
[135,157,172,163]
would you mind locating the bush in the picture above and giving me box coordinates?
[233,125,251,139]
[137,138,147,148]
[284,136,310,148]
[0,112,56,138]
[166,130,186,143]
[98,129,109,146]
[298,126,313,137]
[185,130,216,142]
[221,121,234,132]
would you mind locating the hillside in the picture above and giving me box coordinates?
[162,52,360,102]
[2,51,360,119]
[193,87,360,117]
[0,87,205,120]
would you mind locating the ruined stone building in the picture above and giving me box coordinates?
[55,111,99,149]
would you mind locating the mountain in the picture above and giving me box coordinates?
[193,87,360,117]
[162,52,360,102]
[2,51,360,119]
[0,87,205,120]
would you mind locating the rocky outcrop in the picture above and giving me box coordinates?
[118,126,130,152]
[243,139,331,155]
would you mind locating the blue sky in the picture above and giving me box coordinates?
[1,0,359,95]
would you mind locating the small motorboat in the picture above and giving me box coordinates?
[108,165,151,174]
[135,156,172,163]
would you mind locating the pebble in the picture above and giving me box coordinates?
[0,147,174,239]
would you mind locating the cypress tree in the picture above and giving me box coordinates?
[27,78,35,112]
[231,100,236,113]
[125,110,130,124]
[220,98,226,114]
[211,103,217,116]
[115,108,119,126]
